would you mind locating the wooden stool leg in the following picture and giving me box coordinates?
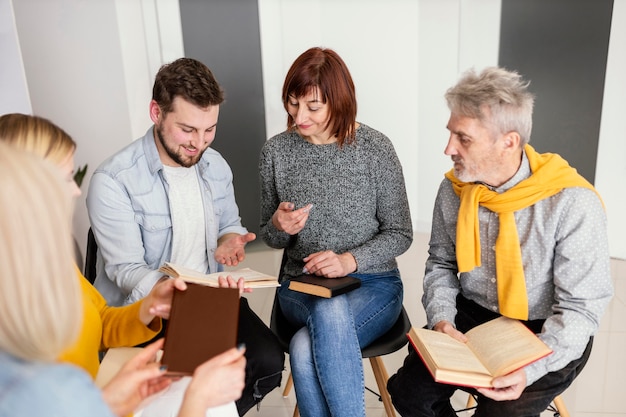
[466,394,477,408]
[293,404,300,417]
[283,372,293,397]
[369,356,396,417]
[553,395,570,417]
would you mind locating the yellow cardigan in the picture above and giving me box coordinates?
[59,267,161,378]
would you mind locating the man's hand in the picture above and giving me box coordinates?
[138,277,188,326]
[272,202,313,235]
[215,232,256,266]
[477,369,526,401]
[302,251,357,278]
[433,320,468,343]
[101,339,171,417]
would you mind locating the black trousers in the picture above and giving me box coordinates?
[387,295,593,417]
[137,296,285,416]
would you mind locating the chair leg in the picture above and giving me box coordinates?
[553,395,569,417]
[466,394,477,408]
[283,372,293,397]
[369,356,396,417]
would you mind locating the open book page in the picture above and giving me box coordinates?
[465,316,552,376]
[159,263,278,287]
[411,328,491,375]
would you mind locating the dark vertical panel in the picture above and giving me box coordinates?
[179,0,265,235]
[499,0,613,183]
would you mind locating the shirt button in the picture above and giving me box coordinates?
[492,305,498,311]
[491,245,496,251]
[491,278,496,283]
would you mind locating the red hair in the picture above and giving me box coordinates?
[282,47,357,146]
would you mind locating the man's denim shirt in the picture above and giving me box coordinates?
[87,127,247,306]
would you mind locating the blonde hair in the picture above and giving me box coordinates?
[0,113,76,164]
[0,142,82,361]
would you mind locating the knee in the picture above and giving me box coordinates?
[289,328,313,364]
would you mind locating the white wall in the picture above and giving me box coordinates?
[7,0,183,258]
[0,0,30,114]
[596,0,626,260]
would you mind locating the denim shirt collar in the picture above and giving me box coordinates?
[142,126,164,177]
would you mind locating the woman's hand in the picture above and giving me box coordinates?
[302,251,357,278]
[272,202,312,235]
[101,339,171,417]
[138,277,188,326]
[178,346,247,415]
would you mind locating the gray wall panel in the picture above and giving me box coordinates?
[499,0,613,183]
[179,0,265,235]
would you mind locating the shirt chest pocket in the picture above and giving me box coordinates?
[135,213,172,266]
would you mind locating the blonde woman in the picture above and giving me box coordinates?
[0,143,132,415]
[0,112,184,379]
[0,114,246,417]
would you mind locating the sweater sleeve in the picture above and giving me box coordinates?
[95,288,162,349]
[60,268,161,379]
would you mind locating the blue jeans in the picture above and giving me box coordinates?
[278,270,403,417]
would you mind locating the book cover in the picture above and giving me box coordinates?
[161,283,240,376]
[408,316,552,388]
[159,262,279,288]
[288,274,361,298]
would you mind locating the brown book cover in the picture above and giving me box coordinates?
[288,275,361,298]
[161,283,240,376]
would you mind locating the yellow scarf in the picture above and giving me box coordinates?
[446,144,599,320]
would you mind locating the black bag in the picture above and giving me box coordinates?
[236,297,285,415]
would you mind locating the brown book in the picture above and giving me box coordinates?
[159,262,279,288]
[408,316,553,388]
[161,283,240,376]
[288,274,361,298]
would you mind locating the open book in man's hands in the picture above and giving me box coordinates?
[408,316,552,388]
[159,262,279,288]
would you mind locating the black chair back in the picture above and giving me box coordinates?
[84,227,98,284]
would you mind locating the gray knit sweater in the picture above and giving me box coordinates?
[259,123,413,281]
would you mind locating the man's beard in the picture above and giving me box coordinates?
[156,126,204,168]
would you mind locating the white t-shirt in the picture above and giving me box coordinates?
[163,165,208,273]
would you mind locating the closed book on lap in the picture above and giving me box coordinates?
[161,283,240,376]
[288,274,361,298]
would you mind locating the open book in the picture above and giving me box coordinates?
[159,262,279,288]
[408,316,552,388]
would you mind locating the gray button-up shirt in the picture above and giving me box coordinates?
[423,150,613,385]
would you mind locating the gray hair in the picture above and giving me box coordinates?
[445,67,535,145]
